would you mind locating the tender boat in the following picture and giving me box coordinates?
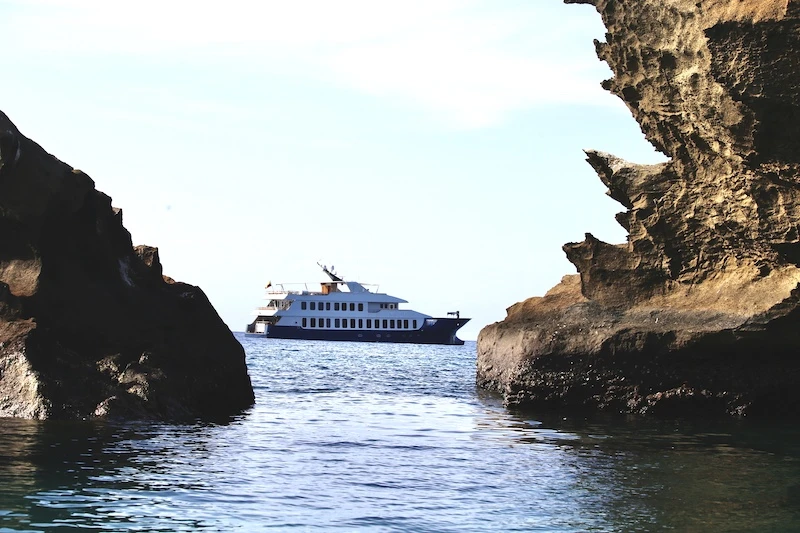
[245,264,470,345]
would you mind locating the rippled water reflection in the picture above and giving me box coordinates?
[1,335,798,531]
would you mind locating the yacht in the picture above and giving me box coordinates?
[245,264,469,345]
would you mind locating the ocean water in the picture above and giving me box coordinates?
[1,335,799,532]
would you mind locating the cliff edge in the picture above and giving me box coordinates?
[477,0,800,417]
[0,111,255,420]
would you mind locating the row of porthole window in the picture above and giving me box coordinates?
[301,301,361,312]
[302,318,417,329]
[299,302,397,312]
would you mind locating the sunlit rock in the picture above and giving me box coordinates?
[477,0,800,417]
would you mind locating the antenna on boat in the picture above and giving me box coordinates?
[317,261,344,283]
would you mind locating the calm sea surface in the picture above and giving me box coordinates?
[1,334,799,532]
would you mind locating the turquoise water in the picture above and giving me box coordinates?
[0,334,799,531]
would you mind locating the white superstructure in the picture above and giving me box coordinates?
[245,264,468,345]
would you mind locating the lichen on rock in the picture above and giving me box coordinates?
[0,111,254,420]
[477,0,800,417]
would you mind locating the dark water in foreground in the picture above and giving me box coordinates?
[1,335,799,532]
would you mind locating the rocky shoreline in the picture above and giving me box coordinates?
[477,0,800,417]
[0,111,254,420]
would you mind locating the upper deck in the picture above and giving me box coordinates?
[262,276,407,304]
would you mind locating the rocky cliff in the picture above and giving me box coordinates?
[0,111,255,420]
[477,0,800,417]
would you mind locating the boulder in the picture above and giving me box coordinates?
[477,0,800,417]
[0,111,254,420]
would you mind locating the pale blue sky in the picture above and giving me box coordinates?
[0,0,665,340]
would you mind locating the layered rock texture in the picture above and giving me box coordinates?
[0,111,254,420]
[477,0,800,417]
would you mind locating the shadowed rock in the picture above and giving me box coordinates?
[477,0,800,417]
[0,111,254,420]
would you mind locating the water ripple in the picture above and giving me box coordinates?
[0,336,798,531]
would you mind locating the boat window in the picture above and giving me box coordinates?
[358,303,364,312]
[350,318,356,328]
[301,302,307,310]
[311,318,316,327]
[382,319,388,328]
[326,318,331,328]
[403,319,409,329]
[326,303,331,311]
[390,319,395,328]
[367,319,372,328]
[342,319,347,328]
[335,319,340,328]
[311,302,317,311]
[350,303,355,311]
[335,303,340,311]
[302,318,307,327]
[358,319,363,328]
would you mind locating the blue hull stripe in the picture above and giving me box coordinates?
[246,318,469,345]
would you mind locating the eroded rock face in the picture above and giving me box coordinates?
[0,111,255,420]
[477,0,800,417]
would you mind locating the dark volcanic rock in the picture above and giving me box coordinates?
[477,0,800,417]
[0,111,254,420]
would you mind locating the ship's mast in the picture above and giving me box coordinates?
[318,262,344,283]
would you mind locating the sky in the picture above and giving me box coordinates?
[0,0,666,341]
